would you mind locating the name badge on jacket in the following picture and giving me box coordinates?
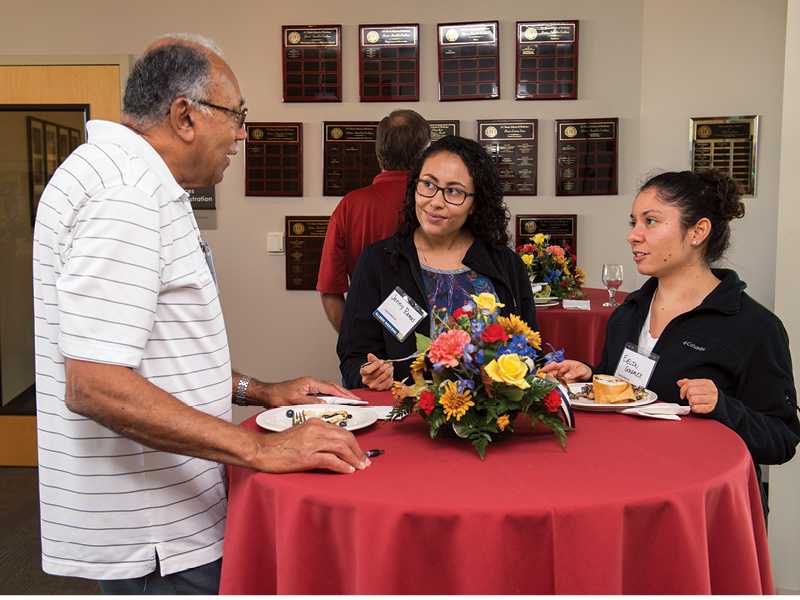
[373,287,427,342]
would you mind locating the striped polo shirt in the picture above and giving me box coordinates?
[33,120,232,580]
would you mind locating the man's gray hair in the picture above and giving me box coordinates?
[122,34,224,130]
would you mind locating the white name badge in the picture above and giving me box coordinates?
[373,287,428,342]
[614,342,659,388]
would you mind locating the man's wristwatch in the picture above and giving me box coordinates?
[235,375,253,406]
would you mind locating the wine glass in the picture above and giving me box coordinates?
[601,264,624,307]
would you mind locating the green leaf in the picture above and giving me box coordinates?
[415,333,432,354]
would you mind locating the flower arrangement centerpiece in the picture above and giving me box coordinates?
[516,233,586,299]
[388,293,574,459]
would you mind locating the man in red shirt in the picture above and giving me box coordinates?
[318,109,430,331]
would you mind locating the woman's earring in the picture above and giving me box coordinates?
[692,239,697,245]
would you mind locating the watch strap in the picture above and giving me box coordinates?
[235,375,252,406]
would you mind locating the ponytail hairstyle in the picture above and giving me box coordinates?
[638,168,745,265]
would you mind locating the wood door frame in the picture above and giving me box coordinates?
[0,56,125,466]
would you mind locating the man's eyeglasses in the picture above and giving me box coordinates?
[415,178,475,206]
[190,99,248,129]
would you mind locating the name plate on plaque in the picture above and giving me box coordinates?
[245,123,302,196]
[438,21,500,101]
[478,120,538,196]
[429,120,460,141]
[323,122,380,196]
[690,116,758,197]
[516,21,579,100]
[286,216,329,290]
[515,214,577,259]
[555,118,618,196]
[359,24,419,102]
[282,25,341,102]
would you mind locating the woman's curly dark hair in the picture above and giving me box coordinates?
[389,135,510,271]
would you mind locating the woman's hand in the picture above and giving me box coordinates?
[540,360,592,384]
[360,353,394,391]
[677,378,718,413]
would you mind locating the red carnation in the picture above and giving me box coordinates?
[543,389,562,412]
[419,391,436,414]
[453,306,472,320]
[481,324,509,343]
[570,254,577,262]
[565,244,571,251]
[562,280,570,287]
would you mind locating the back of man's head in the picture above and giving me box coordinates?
[376,109,431,172]
[122,34,221,131]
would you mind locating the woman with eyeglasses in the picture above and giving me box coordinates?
[337,136,536,390]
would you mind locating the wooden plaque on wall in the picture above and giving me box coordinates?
[285,216,329,290]
[282,25,342,102]
[515,214,577,259]
[322,122,380,196]
[359,24,420,102]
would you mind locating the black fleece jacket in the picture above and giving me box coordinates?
[596,269,800,467]
[337,232,537,389]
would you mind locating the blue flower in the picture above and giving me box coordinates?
[454,372,475,394]
[497,334,537,359]
[543,343,565,365]
[544,269,562,283]
[475,349,486,365]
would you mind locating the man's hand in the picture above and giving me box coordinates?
[360,353,394,391]
[254,418,370,474]
[65,358,369,474]
[677,378,718,414]
[254,376,360,407]
[540,359,592,384]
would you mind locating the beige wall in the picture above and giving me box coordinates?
[770,0,800,593]
[1,0,796,587]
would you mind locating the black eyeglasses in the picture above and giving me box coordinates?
[415,178,475,206]
[190,99,248,129]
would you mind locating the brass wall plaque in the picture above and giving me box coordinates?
[516,21,579,100]
[245,123,302,196]
[323,122,380,196]
[437,21,500,101]
[690,116,758,197]
[359,24,419,102]
[285,216,330,290]
[478,120,537,195]
[282,25,342,102]
[555,118,618,196]
[515,214,577,259]
[428,120,460,141]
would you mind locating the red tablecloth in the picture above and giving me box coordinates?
[220,390,772,595]
[536,287,629,366]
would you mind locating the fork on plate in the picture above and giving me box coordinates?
[291,410,307,426]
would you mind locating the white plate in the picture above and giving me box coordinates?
[565,382,658,411]
[535,300,560,309]
[534,296,559,305]
[255,404,378,432]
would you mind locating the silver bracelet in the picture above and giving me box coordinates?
[235,375,252,406]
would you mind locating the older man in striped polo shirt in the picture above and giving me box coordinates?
[32,34,369,595]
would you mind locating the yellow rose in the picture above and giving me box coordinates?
[521,254,534,265]
[471,293,505,315]
[532,233,547,245]
[484,354,530,389]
